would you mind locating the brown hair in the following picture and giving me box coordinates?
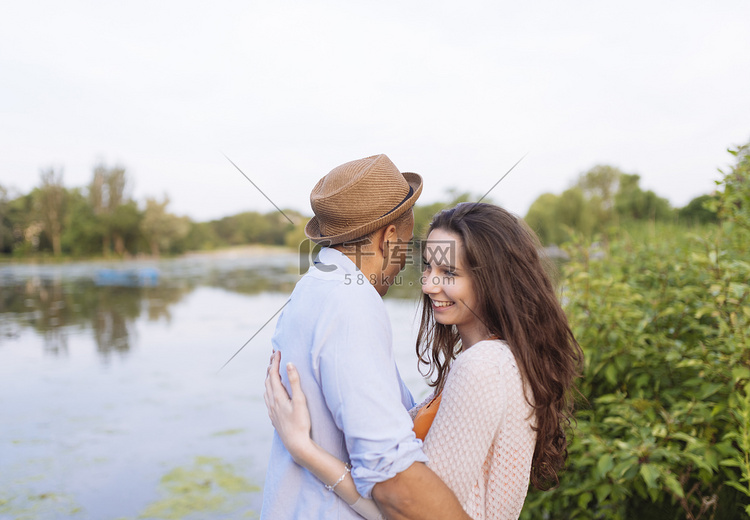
[416,202,583,490]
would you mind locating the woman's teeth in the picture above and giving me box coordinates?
[433,301,455,308]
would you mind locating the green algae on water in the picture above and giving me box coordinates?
[210,428,246,437]
[139,456,260,520]
[0,492,82,520]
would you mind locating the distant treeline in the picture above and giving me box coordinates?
[0,163,310,258]
[0,140,743,258]
[525,164,720,245]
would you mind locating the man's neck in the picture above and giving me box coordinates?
[333,247,385,296]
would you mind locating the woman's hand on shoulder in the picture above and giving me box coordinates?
[264,350,315,464]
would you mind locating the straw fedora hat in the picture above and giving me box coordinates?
[305,154,423,245]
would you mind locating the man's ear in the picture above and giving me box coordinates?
[368,227,387,256]
[379,224,399,252]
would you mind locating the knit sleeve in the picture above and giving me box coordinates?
[422,341,535,517]
[423,343,505,501]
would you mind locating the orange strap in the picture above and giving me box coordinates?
[412,338,499,441]
[412,393,442,441]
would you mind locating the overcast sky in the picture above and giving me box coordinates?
[2,0,749,222]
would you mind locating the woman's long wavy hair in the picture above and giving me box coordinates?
[416,202,584,490]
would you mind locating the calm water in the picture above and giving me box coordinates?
[0,251,430,520]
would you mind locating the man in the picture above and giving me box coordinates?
[261,154,470,519]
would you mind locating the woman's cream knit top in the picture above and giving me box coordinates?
[411,339,537,520]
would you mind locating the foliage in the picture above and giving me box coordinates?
[708,141,750,254]
[89,163,133,255]
[614,173,673,223]
[185,221,224,251]
[32,168,67,256]
[141,196,190,257]
[204,209,304,249]
[525,166,677,245]
[0,184,11,254]
[525,193,561,244]
[1,163,198,258]
[412,189,472,238]
[3,144,743,261]
[109,200,142,255]
[521,221,749,519]
[577,165,621,210]
[725,383,750,516]
[6,192,37,256]
[526,186,598,245]
[679,195,719,226]
[60,188,104,257]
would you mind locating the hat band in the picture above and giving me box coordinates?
[379,185,414,218]
[319,185,414,239]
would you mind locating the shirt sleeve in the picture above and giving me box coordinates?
[314,282,427,498]
[397,365,417,411]
[422,343,508,503]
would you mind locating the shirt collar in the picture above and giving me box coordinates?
[313,247,360,275]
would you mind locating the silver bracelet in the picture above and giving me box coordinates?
[325,463,351,492]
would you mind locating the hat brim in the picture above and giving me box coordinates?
[305,171,423,246]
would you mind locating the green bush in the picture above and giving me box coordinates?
[521,222,749,519]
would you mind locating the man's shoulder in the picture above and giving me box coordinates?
[294,267,386,315]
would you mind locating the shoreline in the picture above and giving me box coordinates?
[0,244,296,265]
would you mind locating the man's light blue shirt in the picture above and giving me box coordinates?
[261,248,427,519]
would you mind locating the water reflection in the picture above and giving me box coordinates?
[0,253,428,519]
[0,251,301,360]
[0,277,192,358]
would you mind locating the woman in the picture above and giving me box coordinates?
[265,203,583,519]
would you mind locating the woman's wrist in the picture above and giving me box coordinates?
[288,437,320,467]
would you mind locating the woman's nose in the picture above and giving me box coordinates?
[421,272,440,294]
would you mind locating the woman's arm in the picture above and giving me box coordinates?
[264,351,383,519]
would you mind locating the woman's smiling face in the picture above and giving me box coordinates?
[421,228,485,341]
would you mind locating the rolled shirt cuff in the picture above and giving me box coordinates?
[350,440,429,499]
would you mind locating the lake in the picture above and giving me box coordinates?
[0,249,431,520]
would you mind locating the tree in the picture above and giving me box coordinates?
[61,188,103,256]
[557,187,597,236]
[141,196,190,257]
[0,184,10,254]
[526,166,626,245]
[89,163,134,255]
[711,139,750,253]
[576,165,625,229]
[678,194,719,225]
[525,188,598,245]
[526,193,562,245]
[577,165,622,211]
[412,189,471,239]
[614,174,673,222]
[35,168,66,256]
[105,167,128,253]
[717,140,750,229]
[185,221,222,251]
[6,192,35,255]
[110,201,142,255]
